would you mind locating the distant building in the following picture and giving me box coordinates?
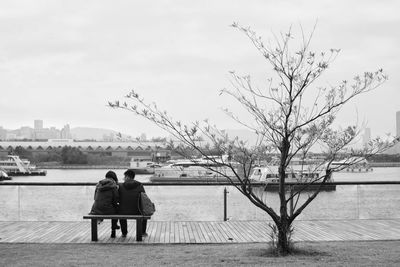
[60,124,71,139]
[34,120,43,130]
[362,128,371,148]
[397,111,400,138]
[6,133,17,140]
[102,133,115,141]
[20,127,34,139]
[0,127,6,140]
[386,111,400,154]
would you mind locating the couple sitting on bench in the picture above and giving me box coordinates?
[89,169,147,238]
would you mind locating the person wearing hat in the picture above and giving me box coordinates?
[118,169,147,237]
[89,170,119,238]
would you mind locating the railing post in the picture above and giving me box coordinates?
[223,187,228,221]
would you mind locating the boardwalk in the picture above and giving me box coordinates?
[1,219,400,244]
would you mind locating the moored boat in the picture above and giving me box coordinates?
[250,164,336,191]
[150,156,238,183]
[129,159,161,174]
[0,169,12,181]
[330,157,373,172]
[0,155,47,176]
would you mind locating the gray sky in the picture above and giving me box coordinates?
[0,0,399,138]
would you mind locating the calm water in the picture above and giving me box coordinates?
[2,168,400,221]
[7,167,400,183]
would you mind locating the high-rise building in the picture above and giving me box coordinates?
[0,127,6,140]
[34,120,43,130]
[396,111,400,138]
[362,128,371,148]
[61,124,71,139]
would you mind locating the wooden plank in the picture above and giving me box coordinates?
[159,221,166,243]
[0,222,29,241]
[198,221,214,243]
[144,221,153,243]
[164,221,171,243]
[23,222,51,242]
[211,222,225,243]
[153,221,162,243]
[187,221,199,243]
[177,222,185,243]
[231,221,250,242]
[218,221,235,242]
[38,222,70,243]
[124,220,136,242]
[57,222,83,243]
[5,222,30,242]
[169,221,175,243]
[221,221,242,242]
[182,222,191,243]
[203,222,220,243]
[237,221,260,242]
[213,221,233,242]
[192,221,206,243]
[185,221,196,243]
[248,221,269,241]
[174,221,180,243]
[143,221,154,243]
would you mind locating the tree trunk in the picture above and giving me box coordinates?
[277,217,291,254]
[277,137,291,254]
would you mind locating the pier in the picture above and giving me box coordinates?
[1,219,400,244]
[1,181,400,245]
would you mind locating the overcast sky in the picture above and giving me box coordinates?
[0,0,399,138]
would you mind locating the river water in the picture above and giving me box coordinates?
[2,168,400,222]
[7,166,400,183]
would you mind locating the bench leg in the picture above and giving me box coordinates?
[91,219,98,241]
[136,218,143,241]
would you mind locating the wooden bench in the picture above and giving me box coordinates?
[83,214,151,241]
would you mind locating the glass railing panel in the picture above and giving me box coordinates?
[225,187,274,221]
[146,186,224,221]
[0,186,19,221]
[358,185,400,219]
[1,183,399,222]
[18,186,94,221]
[293,185,359,220]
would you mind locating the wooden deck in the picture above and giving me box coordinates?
[1,220,400,244]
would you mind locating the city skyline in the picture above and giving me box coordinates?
[0,1,399,139]
[1,112,399,145]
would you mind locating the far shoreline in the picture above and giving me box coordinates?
[37,165,129,169]
[36,162,400,169]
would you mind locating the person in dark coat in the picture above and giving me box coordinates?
[118,169,147,237]
[90,170,119,237]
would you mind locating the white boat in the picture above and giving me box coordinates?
[330,157,373,172]
[0,169,12,181]
[129,159,161,174]
[0,155,47,176]
[250,161,335,191]
[151,156,237,183]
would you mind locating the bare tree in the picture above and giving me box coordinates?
[109,24,397,254]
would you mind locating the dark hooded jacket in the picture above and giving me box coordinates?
[118,180,145,215]
[90,178,119,215]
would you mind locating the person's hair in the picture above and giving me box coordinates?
[124,169,136,180]
[105,170,118,183]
